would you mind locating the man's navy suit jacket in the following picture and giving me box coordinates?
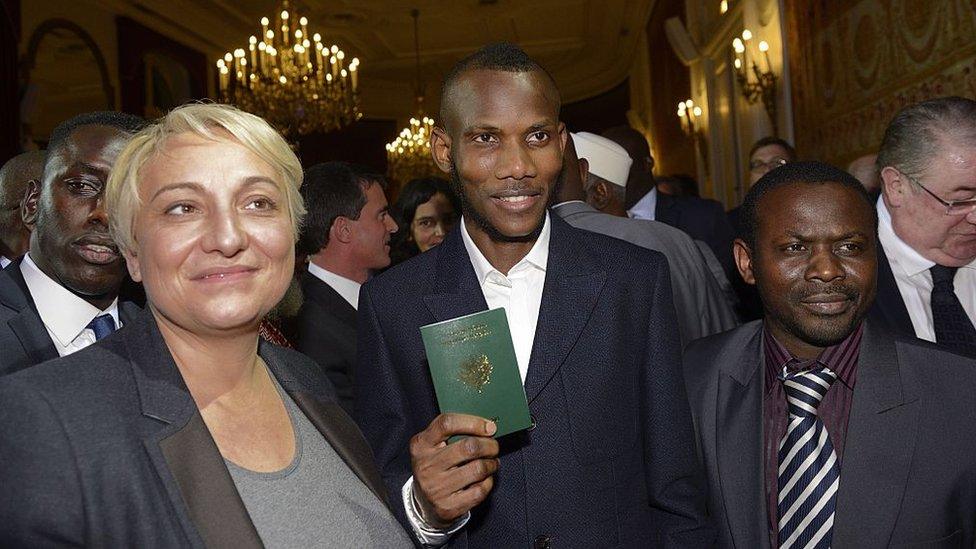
[684,320,976,548]
[0,259,141,376]
[354,214,712,548]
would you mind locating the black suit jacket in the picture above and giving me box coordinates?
[655,193,736,278]
[0,308,390,547]
[684,320,976,548]
[0,259,141,376]
[867,240,916,339]
[355,214,711,548]
[296,270,358,414]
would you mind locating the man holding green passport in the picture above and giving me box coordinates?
[355,43,711,548]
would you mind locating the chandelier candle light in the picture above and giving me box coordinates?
[731,28,778,133]
[217,0,361,136]
[386,9,440,185]
[677,99,709,174]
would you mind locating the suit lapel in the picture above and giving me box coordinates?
[832,322,920,547]
[422,227,489,323]
[870,240,915,338]
[715,324,769,549]
[127,310,262,549]
[523,216,605,403]
[301,271,358,328]
[0,264,59,366]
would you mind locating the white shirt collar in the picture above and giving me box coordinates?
[20,253,119,348]
[876,197,976,276]
[551,199,586,208]
[307,261,362,310]
[0,255,10,269]
[627,187,657,220]
[460,213,550,282]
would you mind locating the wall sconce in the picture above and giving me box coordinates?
[677,99,709,174]
[731,29,778,133]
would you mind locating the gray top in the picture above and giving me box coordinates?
[225,378,411,548]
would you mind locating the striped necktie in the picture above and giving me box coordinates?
[777,367,840,549]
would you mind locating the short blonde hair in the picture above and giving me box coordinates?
[106,102,305,254]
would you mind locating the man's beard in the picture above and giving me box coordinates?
[449,163,562,243]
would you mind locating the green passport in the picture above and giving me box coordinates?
[420,308,531,439]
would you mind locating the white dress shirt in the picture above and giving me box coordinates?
[0,255,11,269]
[20,253,120,357]
[403,214,552,546]
[877,198,976,342]
[307,262,362,310]
[627,187,657,220]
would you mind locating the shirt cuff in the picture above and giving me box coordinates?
[401,476,470,546]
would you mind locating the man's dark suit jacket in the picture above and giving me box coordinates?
[0,259,141,376]
[868,240,917,340]
[296,270,358,414]
[684,320,976,548]
[655,193,736,278]
[0,308,389,547]
[355,214,711,548]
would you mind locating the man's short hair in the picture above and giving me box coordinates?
[0,150,46,196]
[739,160,876,251]
[297,161,387,256]
[748,136,797,160]
[439,42,560,128]
[45,111,147,174]
[876,96,976,177]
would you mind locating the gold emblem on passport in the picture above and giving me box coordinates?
[457,354,493,394]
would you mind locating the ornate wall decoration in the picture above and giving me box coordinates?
[785,0,976,166]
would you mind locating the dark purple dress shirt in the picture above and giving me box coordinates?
[762,323,863,548]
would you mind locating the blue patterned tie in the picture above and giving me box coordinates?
[87,314,116,341]
[930,265,976,357]
[778,367,840,549]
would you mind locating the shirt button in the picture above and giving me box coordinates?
[533,535,551,549]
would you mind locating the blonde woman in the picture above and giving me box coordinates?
[0,104,411,548]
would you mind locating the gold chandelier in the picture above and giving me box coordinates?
[386,9,439,185]
[217,0,361,136]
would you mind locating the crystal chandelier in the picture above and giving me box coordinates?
[216,0,361,136]
[386,9,440,185]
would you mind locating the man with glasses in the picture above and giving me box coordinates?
[873,96,976,357]
[729,137,796,237]
[0,151,44,267]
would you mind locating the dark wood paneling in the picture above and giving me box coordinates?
[1,0,20,160]
[116,16,207,118]
[647,0,695,177]
[561,79,630,135]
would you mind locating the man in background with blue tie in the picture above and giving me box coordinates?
[0,112,145,376]
[684,161,976,548]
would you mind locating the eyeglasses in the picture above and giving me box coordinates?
[898,169,976,216]
[749,157,788,172]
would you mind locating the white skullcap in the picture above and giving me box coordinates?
[571,131,632,188]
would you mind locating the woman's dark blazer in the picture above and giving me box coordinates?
[0,308,388,548]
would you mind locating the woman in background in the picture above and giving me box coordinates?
[389,177,460,266]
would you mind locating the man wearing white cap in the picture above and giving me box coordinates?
[553,131,738,346]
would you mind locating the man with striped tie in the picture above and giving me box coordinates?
[684,161,976,548]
